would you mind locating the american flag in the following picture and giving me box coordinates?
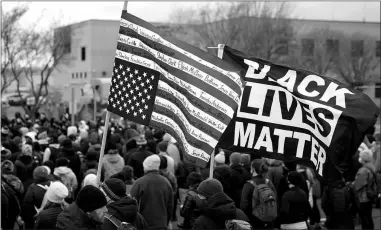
[107,11,244,167]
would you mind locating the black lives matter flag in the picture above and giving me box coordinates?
[217,46,380,177]
[107,12,244,167]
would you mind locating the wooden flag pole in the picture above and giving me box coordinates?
[209,43,225,179]
[96,0,128,185]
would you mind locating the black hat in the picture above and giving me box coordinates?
[76,185,107,213]
[287,171,303,187]
[56,157,69,167]
[100,178,126,201]
[187,172,202,186]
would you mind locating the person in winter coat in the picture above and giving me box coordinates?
[127,136,153,179]
[229,153,251,208]
[192,178,249,230]
[82,173,97,188]
[15,144,37,189]
[239,154,251,173]
[102,147,125,180]
[278,171,311,230]
[34,181,69,229]
[240,158,277,229]
[57,185,108,230]
[110,165,135,195]
[159,155,178,195]
[158,141,175,175]
[353,149,376,230]
[266,159,284,194]
[1,177,22,230]
[56,138,81,180]
[130,154,173,229]
[54,157,78,203]
[43,134,65,163]
[162,133,181,169]
[178,172,203,229]
[100,178,148,230]
[1,160,24,199]
[322,179,355,229]
[213,165,235,202]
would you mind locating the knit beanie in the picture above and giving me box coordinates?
[215,151,226,164]
[25,132,36,142]
[229,152,241,165]
[20,127,29,136]
[33,166,49,181]
[83,173,97,187]
[287,171,303,187]
[56,157,69,167]
[239,154,251,167]
[197,178,223,199]
[100,178,126,201]
[67,126,78,137]
[22,144,33,156]
[1,160,14,174]
[62,139,72,148]
[143,155,161,172]
[46,181,68,204]
[76,185,107,213]
[213,165,232,183]
[1,147,11,161]
[89,131,100,145]
[58,135,67,145]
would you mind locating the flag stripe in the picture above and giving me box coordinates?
[157,81,226,136]
[149,112,212,161]
[155,95,219,146]
[118,28,242,97]
[153,104,216,152]
[120,13,243,90]
[158,72,231,125]
[116,41,239,108]
[115,50,235,118]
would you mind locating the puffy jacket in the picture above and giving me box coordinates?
[353,163,377,203]
[192,192,249,229]
[180,189,201,228]
[266,160,284,192]
[57,202,101,230]
[127,148,153,179]
[54,166,78,195]
[230,164,251,208]
[103,153,125,180]
[57,146,81,179]
[34,203,64,229]
[278,186,311,225]
[102,196,148,230]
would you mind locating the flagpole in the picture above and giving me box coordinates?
[208,43,225,179]
[96,0,128,185]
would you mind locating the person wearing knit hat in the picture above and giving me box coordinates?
[82,173,97,188]
[214,150,226,166]
[22,144,33,156]
[1,146,12,161]
[197,178,223,199]
[67,126,78,137]
[110,165,135,195]
[57,134,67,145]
[20,127,29,136]
[162,133,181,169]
[57,185,107,229]
[1,160,24,195]
[239,154,251,173]
[25,131,36,142]
[100,178,127,203]
[33,166,50,182]
[130,154,174,229]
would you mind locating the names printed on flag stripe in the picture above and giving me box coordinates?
[115,51,234,118]
[120,18,243,89]
[118,34,240,103]
[155,96,219,147]
[151,112,211,162]
[157,81,226,133]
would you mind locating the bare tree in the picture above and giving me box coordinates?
[334,33,379,88]
[2,6,69,118]
[1,6,28,93]
[170,2,297,61]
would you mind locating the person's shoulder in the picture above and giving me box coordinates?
[235,208,249,222]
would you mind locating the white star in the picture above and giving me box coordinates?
[110,98,114,102]
[144,89,148,94]
[137,76,141,81]
[120,78,124,84]
[119,106,122,111]
[127,67,130,72]
[135,101,140,107]
[129,73,133,78]
[139,108,143,113]
[119,81,123,86]
[149,85,153,90]
[117,74,121,79]
[132,79,136,85]
[146,79,150,84]
[143,72,147,77]
[135,86,139,91]
[114,94,117,99]
[120,96,124,101]
[142,114,146,120]
[140,82,144,87]
[133,112,137,117]
[111,103,115,107]
[117,100,120,105]
[131,106,135,110]
[135,70,139,74]
[123,103,127,107]
[144,104,148,110]
[128,99,132,104]
[122,87,126,91]
[119,64,123,69]
[130,89,134,94]
[114,69,118,73]
[115,84,119,89]
[118,91,122,95]
[133,96,137,101]
[142,99,146,104]
[126,109,130,114]
[113,79,116,83]
[127,83,131,88]
[151,75,155,80]
[138,92,142,97]
[122,71,125,76]
[111,88,115,93]
[147,95,151,100]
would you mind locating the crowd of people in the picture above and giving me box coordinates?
[1,111,380,230]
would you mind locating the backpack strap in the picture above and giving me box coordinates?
[104,212,122,228]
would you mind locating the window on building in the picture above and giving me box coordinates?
[326,39,339,54]
[81,47,86,61]
[72,73,74,79]
[102,71,107,77]
[276,39,289,55]
[76,73,78,79]
[301,39,314,56]
[376,41,380,57]
[351,40,364,57]
[376,83,381,98]
[84,72,87,78]
[80,72,83,78]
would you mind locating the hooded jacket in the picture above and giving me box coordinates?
[354,162,377,203]
[54,166,78,194]
[57,146,81,179]
[266,160,284,192]
[57,202,100,230]
[229,164,251,208]
[102,196,148,230]
[192,192,249,230]
[103,153,125,180]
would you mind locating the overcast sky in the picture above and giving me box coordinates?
[2,1,380,30]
